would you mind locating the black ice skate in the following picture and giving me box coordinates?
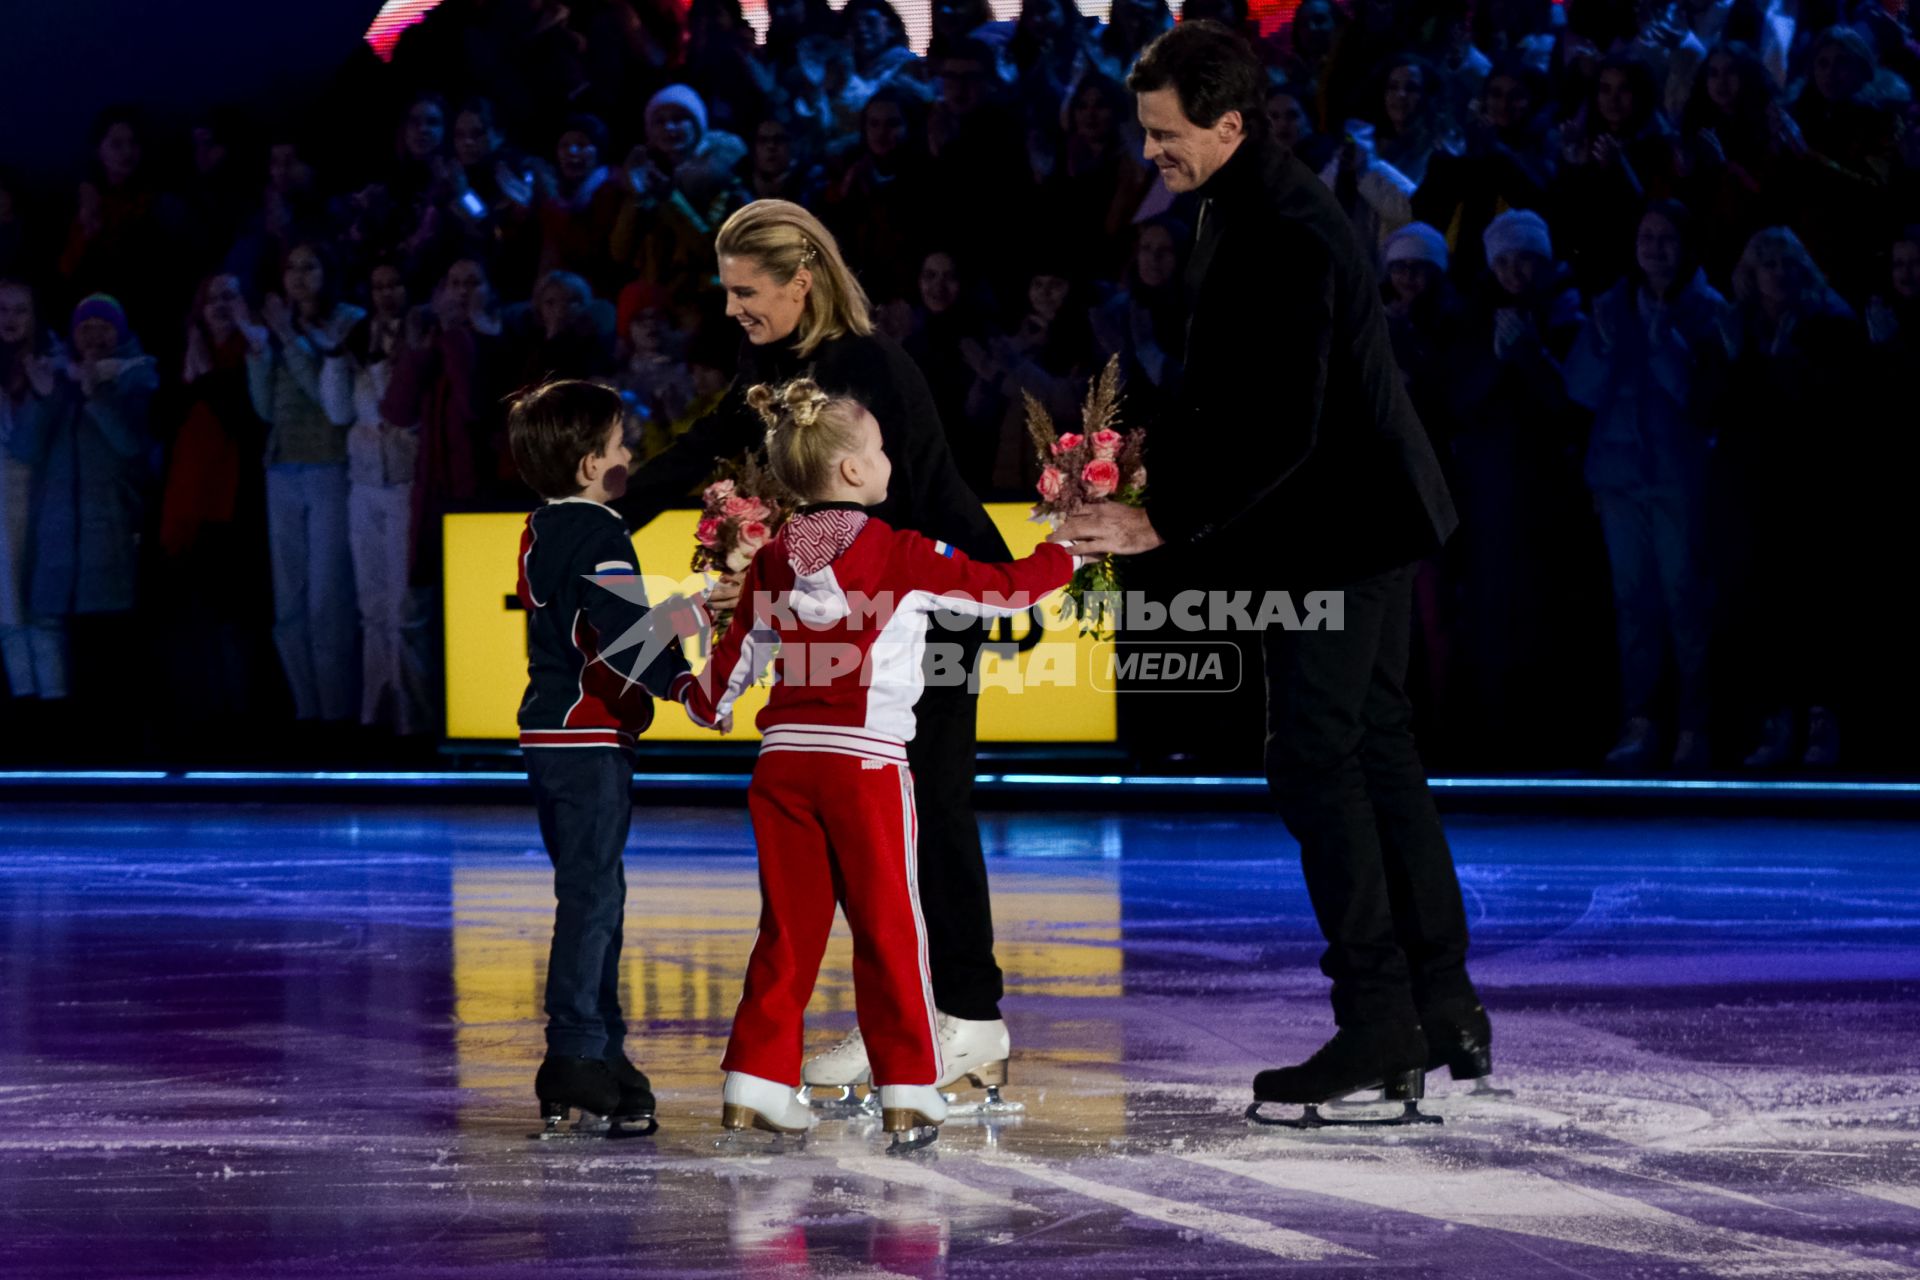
[1246,1023,1442,1129]
[533,1055,656,1140]
[1420,999,1512,1098]
[605,1053,660,1124]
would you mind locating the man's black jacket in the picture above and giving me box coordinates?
[1146,138,1459,587]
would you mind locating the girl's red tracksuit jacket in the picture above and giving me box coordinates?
[675,504,1073,1088]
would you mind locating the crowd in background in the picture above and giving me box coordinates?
[1,0,1918,771]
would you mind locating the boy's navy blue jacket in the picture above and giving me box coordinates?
[516,497,694,749]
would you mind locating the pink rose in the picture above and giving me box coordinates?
[702,479,736,509]
[722,495,765,520]
[695,516,722,548]
[1050,432,1084,457]
[1128,466,1146,490]
[1090,429,1123,459]
[1037,466,1064,502]
[1081,458,1120,499]
[738,520,771,546]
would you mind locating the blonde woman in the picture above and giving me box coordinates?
[612,200,1018,1107]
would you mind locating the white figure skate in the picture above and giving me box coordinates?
[936,1015,1023,1116]
[800,1026,872,1112]
[879,1083,948,1154]
[720,1071,816,1140]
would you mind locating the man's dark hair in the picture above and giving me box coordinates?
[508,379,627,499]
[1127,20,1268,142]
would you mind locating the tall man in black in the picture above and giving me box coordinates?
[1052,22,1493,1107]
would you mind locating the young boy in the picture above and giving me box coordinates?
[508,379,696,1135]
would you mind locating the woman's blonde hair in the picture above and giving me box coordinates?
[716,201,872,358]
[1732,226,1838,313]
[747,378,868,500]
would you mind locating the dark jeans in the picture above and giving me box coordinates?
[1595,490,1710,731]
[908,618,1003,1021]
[1261,565,1475,1028]
[526,747,633,1061]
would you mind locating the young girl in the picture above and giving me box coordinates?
[677,379,1074,1148]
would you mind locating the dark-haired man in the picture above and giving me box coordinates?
[1050,21,1491,1117]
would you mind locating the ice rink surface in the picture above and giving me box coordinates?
[2,801,1918,1277]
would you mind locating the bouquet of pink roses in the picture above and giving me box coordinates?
[691,458,792,631]
[1026,356,1146,637]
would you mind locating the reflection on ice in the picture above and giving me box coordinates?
[2,804,1918,1276]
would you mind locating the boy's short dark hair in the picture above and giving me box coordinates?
[508,379,626,500]
[1127,21,1268,143]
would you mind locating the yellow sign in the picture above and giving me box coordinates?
[443,505,1117,743]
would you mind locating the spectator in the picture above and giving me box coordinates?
[929,0,999,60]
[1037,73,1155,280]
[1786,26,1901,300]
[7,295,159,726]
[1716,227,1864,767]
[531,113,623,294]
[445,98,542,292]
[1327,51,1466,252]
[0,281,58,700]
[1286,0,1347,93]
[226,135,332,306]
[571,0,677,128]
[967,250,1095,499]
[845,0,925,98]
[1378,222,1471,757]
[1322,0,1414,124]
[159,273,274,745]
[927,40,1036,285]
[1470,0,1556,74]
[1414,57,1556,286]
[1565,202,1728,771]
[1552,56,1681,296]
[1267,77,1338,171]
[1090,0,1173,82]
[509,269,617,385]
[643,319,738,464]
[183,109,254,278]
[1089,215,1188,423]
[1007,0,1094,125]
[612,88,749,311]
[900,249,996,492]
[249,241,365,729]
[1673,42,1794,285]
[381,257,509,579]
[1444,211,1606,764]
[618,314,696,445]
[323,262,430,739]
[1865,223,1920,362]
[684,0,773,134]
[348,92,455,283]
[1381,222,1466,437]
[58,107,189,355]
[738,116,825,206]
[824,88,937,304]
[1361,52,1462,188]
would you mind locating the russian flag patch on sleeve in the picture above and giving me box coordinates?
[934,541,956,558]
[594,560,637,575]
